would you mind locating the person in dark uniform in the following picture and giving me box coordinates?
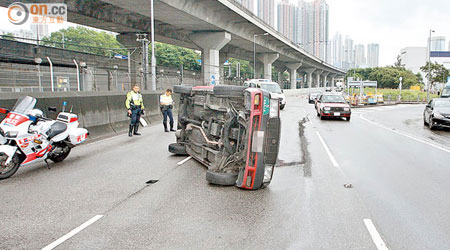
[125,84,145,137]
[160,89,175,132]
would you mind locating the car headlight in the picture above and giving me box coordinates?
[5,131,18,138]
[269,99,279,117]
[434,112,444,119]
[324,107,331,111]
[344,107,350,111]
[263,165,274,183]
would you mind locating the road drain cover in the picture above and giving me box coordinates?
[146,180,159,184]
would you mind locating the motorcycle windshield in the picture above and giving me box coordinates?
[11,96,37,115]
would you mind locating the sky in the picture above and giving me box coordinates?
[1,0,450,66]
[326,0,450,66]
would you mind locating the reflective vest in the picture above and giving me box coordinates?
[125,91,145,109]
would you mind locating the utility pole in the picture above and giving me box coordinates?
[150,0,156,91]
[427,29,435,102]
[136,34,149,90]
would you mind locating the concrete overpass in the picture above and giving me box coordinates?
[0,0,346,88]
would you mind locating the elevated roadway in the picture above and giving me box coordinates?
[0,0,346,88]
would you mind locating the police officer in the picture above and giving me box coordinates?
[125,84,145,137]
[160,89,175,132]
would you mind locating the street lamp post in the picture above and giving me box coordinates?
[253,33,269,79]
[398,77,403,102]
[427,29,435,102]
[34,58,42,92]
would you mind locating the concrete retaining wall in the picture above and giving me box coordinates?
[0,91,165,139]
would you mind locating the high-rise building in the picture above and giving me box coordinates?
[257,0,275,28]
[293,0,329,61]
[344,36,354,68]
[277,0,295,42]
[236,0,255,13]
[331,32,343,67]
[367,43,379,67]
[354,44,366,67]
[429,36,446,51]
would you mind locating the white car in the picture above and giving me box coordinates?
[244,79,287,110]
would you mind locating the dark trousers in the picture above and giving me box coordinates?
[162,108,174,125]
[130,108,141,125]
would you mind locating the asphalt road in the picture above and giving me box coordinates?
[1,94,449,250]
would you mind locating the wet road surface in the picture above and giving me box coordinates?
[1,93,449,250]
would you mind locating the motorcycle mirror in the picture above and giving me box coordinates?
[0,108,9,114]
[48,107,57,112]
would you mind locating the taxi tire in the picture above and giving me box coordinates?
[206,170,238,186]
[168,143,188,156]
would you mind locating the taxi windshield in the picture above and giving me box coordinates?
[260,83,282,94]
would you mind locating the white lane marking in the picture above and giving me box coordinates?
[364,219,390,250]
[360,114,450,154]
[316,131,339,168]
[308,115,315,126]
[177,156,192,165]
[42,215,104,250]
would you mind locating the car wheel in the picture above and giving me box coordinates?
[320,112,324,120]
[168,143,188,156]
[280,104,285,110]
[346,116,351,121]
[206,170,238,186]
[428,118,437,130]
[173,85,192,95]
[213,85,246,97]
[424,115,428,126]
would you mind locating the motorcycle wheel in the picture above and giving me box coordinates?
[0,153,20,180]
[48,143,71,163]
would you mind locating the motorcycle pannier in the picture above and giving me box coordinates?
[69,128,88,145]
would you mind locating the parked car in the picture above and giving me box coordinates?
[316,93,351,121]
[308,92,322,104]
[423,98,450,129]
[245,79,286,110]
[168,85,281,190]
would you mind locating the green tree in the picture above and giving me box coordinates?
[347,66,421,89]
[42,26,126,56]
[153,42,200,71]
[227,58,252,80]
[420,62,449,85]
[2,32,17,41]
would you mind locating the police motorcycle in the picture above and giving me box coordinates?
[0,96,88,179]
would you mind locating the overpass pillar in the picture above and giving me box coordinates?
[329,74,337,87]
[117,33,144,89]
[257,53,279,81]
[190,32,231,85]
[303,68,315,88]
[322,72,330,87]
[286,63,302,89]
[315,70,323,88]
